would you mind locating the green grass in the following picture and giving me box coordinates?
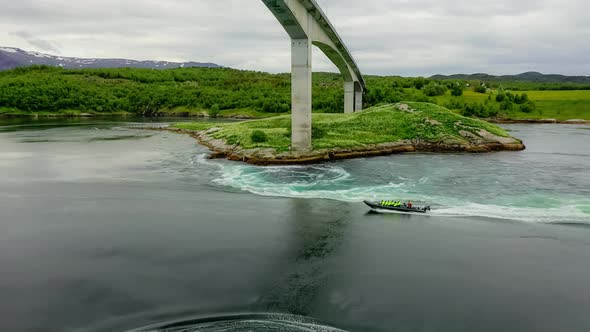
[434,90,491,106]
[174,102,511,152]
[218,108,279,119]
[434,90,590,120]
[511,90,590,120]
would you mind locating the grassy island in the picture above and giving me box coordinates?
[171,102,525,165]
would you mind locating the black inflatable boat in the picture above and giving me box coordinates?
[364,200,431,213]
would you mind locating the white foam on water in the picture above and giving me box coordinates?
[430,202,590,224]
[194,156,590,225]
[127,312,348,332]
[208,162,407,202]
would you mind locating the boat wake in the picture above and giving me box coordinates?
[193,155,590,225]
[128,313,347,332]
[429,202,590,224]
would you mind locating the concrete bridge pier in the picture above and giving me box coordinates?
[291,38,313,151]
[355,82,363,111]
[262,0,365,151]
[344,81,355,114]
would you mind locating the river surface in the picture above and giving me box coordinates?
[1,118,589,332]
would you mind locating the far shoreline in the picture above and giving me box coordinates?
[0,112,588,124]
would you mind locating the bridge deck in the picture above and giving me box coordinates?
[300,0,365,90]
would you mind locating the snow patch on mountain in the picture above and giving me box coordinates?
[0,47,18,53]
[0,46,220,71]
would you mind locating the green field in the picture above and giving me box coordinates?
[517,90,590,120]
[174,102,511,152]
[434,90,590,120]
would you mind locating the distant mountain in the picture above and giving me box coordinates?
[0,46,220,71]
[430,72,590,84]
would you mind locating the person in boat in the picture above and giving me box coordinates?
[408,201,413,208]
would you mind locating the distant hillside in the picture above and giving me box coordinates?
[430,72,590,84]
[0,66,588,121]
[0,46,220,71]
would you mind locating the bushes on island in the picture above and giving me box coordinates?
[251,130,268,143]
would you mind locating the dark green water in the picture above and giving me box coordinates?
[1,118,589,332]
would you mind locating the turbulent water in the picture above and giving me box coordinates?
[197,126,590,225]
[1,118,589,332]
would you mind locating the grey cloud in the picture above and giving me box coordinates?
[0,0,588,76]
[10,31,61,54]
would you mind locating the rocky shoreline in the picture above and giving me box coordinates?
[164,127,526,166]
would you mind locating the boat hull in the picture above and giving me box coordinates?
[364,201,430,213]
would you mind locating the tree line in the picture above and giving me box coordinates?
[0,65,552,118]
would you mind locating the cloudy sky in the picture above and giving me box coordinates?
[1,0,589,76]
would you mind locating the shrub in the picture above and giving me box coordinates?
[423,84,447,96]
[444,99,465,110]
[461,106,474,117]
[514,93,529,104]
[413,77,428,90]
[520,102,536,113]
[251,130,268,143]
[208,104,220,117]
[500,100,514,111]
[451,85,463,96]
[461,103,492,118]
[474,85,487,94]
[486,104,499,117]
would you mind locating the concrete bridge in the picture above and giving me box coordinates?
[262,0,366,151]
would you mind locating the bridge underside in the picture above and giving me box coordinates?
[262,0,365,151]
